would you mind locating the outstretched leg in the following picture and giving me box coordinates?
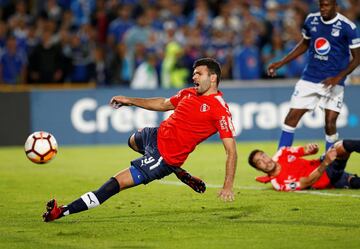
[43,168,136,222]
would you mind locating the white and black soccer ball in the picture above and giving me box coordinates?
[24,131,58,164]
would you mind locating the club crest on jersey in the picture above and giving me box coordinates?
[200,103,210,112]
[314,37,331,55]
[331,29,340,37]
[287,155,296,162]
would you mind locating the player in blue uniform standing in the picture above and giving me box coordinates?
[267,0,360,150]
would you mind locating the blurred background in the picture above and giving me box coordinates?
[0,0,359,146]
[0,0,359,87]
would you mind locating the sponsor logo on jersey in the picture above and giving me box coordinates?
[219,116,229,132]
[314,37,331,55]
[200,103,210,112]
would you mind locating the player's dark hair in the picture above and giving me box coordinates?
[193,58,221,85]
[248,149,263,169]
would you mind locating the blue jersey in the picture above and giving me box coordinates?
[301,12,360,85]
[0,50,27,84]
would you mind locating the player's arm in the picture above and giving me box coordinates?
[267,38,310,77]
[298,147,337,189]
[110,96,175,112]
[323,47,360,87]
[218,137,237,202]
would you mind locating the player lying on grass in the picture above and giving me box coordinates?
[248,140,360,191]
[43,57,237,222]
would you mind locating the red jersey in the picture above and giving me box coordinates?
[270,147,331,191]
[157,88,235,166]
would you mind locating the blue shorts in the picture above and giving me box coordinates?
[130,127,177,184]
[326,159,354,188]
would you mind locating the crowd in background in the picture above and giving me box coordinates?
[0,0,359,88]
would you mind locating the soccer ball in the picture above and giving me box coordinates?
[24,131,58,164]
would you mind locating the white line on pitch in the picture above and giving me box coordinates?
[158,180,360,198]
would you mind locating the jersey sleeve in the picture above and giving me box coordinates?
[301,14,312,40]
[347,24,360,49]
[213,96,236,138]
[271,178,301,191]
[169,88,191,107]
[215,114,236,138]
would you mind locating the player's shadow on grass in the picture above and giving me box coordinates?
[54,204,359,230]
[57,206,259,224]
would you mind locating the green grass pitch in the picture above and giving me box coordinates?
[1,141,360,249]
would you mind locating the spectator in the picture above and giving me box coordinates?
[12,17,28,55]
[28,30,64,83]
[123,11,153,79]
[8,0,31,29]
[107,4,134,49]
[0,35,27,85]
[108,43,130,86]
[58,27,72,82]
[212,2,241,33]
[264,1,283,32]
[161,21,189,88]
[89,45,108,86]
[43,0,63,23]
[249,0,267,21]
[283,26,307,78]
[70,0,96,27]
[25,23,39,56]
[90,0,109,45]
[145,5,163,31]
[168,1,187,28]
[68,27,93,83]
[232,30,261,80]
[59,9,76,31]
[130,51,159,89]
[261,31,287,78]
[188,0,213,31]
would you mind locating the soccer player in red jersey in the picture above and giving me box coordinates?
[43,58,237,222]
[248,140,360,191]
